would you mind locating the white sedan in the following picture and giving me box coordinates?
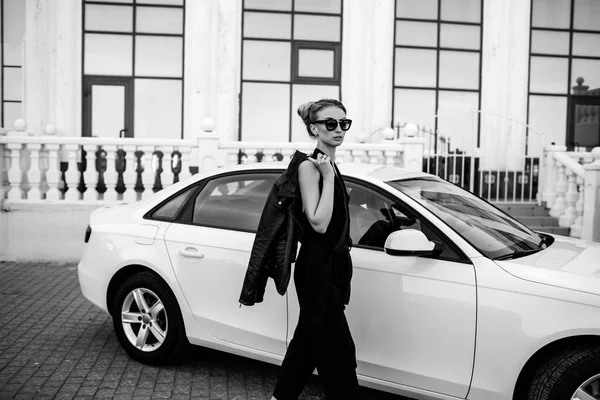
[78,161,600,400]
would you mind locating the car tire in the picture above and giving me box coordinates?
[527,345,600,400]
[112,271,188,365]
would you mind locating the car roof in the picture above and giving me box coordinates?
[208,161,431,181]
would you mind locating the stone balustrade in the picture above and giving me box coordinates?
[0,124,424,207]
[542,146,600,241]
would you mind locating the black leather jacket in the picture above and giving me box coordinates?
[238,150,308,306]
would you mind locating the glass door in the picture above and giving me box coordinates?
[83,77,133,138]
[567,96,600,151]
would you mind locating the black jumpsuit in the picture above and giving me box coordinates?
[273,148,360,400]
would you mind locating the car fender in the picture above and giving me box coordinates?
[467,257,600,400]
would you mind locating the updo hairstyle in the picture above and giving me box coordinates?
[297,98,347,138]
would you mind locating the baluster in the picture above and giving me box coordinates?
[63,144,80,201]
[122,145,137,202]
[57,145,68,200]
[45,144,61,200]
[549,164,567,218]
[19,144,31,199]
[152,149,164,193]
[102,145,119,202]
[1,145,12,200]
[38,144,50,199]
[171,149,182,184]
[77,146,87,200]
[559,169,578,228]
[95,146,108,201]
[27,144,43,200]
[141,146,155,200]
[81,144,97,200]
[6,144,20,201]
[115,147,127,201]
[570,176,584,238]
[134,149,146,201]
[383,150,395,166]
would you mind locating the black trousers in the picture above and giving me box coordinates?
[272,296,361,400]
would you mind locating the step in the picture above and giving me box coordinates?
[515,216,561,227]
[494,203,548,217]
[529,226,570,236]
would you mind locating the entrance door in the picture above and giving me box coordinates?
[567,96,600,151]
[83,76,133,138]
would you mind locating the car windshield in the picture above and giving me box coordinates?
[387,177,544,259]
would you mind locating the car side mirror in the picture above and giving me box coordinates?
[384,229,437,257]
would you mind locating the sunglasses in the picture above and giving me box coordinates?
[312,118,353,131]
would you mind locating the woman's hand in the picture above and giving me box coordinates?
[308,153,334,181]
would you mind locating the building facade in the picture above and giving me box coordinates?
[1,0,599,158]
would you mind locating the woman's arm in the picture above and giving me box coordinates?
[298,155,335,234]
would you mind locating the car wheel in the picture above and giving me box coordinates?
[112,271,187,365]
[528,345,600,400]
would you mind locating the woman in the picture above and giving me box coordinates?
[272,99,360,399]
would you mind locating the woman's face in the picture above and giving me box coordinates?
[310,106,350,147]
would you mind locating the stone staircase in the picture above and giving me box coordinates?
[493,202,570,236]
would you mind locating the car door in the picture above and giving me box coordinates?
[163,172,288,357]
[287,179,477,397]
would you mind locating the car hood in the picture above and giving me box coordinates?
[496,235,600,296]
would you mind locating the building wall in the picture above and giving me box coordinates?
[2,0,599,157]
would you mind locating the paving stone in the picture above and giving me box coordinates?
[0,262,409,400]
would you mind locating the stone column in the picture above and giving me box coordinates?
[342,0,394,142]
[479,0,531,170]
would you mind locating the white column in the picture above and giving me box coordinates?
[582,148,600,242]
[479,0,531,170]
[342,0,394,142]
[542,145,567,207]
[24,0,52,134]
[54,0,82,137]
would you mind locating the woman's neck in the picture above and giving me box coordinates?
[316,143,336,163]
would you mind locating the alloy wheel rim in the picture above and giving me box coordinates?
[121,288,168,352]
[572,373,600,400]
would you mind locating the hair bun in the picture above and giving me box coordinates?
[297,101,314,121]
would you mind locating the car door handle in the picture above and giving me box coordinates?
[178,247,205,259]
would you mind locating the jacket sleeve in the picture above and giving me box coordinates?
[238,189,281,306]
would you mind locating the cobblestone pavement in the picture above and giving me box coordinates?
[0,262,411,400]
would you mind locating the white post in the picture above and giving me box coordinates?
[550,163,567,219]
[582,147,600,242]
[559,169,578,228]
[542,145,567,208]
[570,176,584,238]
[197,118,220,174]
[398,136,425,173]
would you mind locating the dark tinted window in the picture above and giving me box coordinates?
[151,186,196,221]
[347,181,463,262]
[191,173,277,232]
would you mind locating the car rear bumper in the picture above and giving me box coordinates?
[77,258,110,314]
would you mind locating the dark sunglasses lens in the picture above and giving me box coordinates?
[340,119,352,131]
[324,120,338,131]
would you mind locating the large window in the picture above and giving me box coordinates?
[392,0,483,153]
[83,0,185,139]
[1,0,25,129]
[528,0,600,152]
[240,0,343,143]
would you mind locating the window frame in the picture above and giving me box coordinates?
[391,0,484,152]
[239,2,344,141]
[82,0,186,138]
[345,177,471,264]
[292,41,341,84]
[527,0,600,152]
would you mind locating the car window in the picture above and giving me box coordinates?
[189,173,277,232]
[150,186,196,221]
[346,182,463,261]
